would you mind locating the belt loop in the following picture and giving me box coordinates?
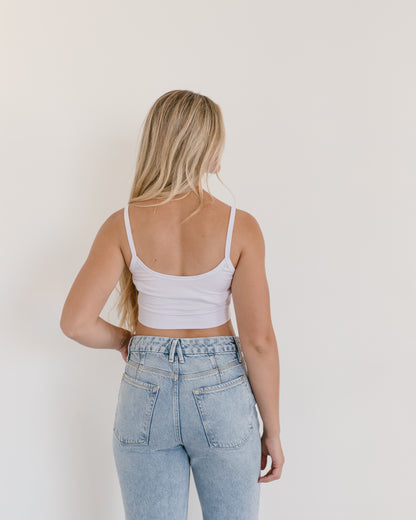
[235,337,242,362]
[236,338,249,375]
[168,338,184,363]
[127,336,133,362]
[169,338,178,363]
[177,340,184,363]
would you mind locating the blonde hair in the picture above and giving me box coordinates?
[116,90,228,334]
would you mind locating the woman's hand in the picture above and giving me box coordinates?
[117,330,132,362]
[258,433,285,483]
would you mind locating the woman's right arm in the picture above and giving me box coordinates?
[231,209,284,482]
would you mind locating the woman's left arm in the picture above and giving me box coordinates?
[60,210,131,356]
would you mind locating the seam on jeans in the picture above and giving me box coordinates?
[193,373,248,394]
[181,360,241,379]
[134,350,142,379]
[207,353,216,370]
[129,346,238,356]
[125,359,242,379]
[211,353,222,383]
[122,372,159,392]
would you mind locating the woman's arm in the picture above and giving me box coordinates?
[240,328,281,437]
[231,209,284,481]
[60,210,131,357]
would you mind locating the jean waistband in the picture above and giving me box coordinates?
[128,334,242,357]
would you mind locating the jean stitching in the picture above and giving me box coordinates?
[113,378,159,446]
[134,350,141,379]
[122,372,159,392]
[143,388,159,444]
[125,359,242,380]
[193,374,247,394]
[211,353,221,383]
[193,389,255,448]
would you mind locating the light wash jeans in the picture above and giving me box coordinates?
[112,335,262,520]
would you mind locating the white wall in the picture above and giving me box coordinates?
[1,1,414,518]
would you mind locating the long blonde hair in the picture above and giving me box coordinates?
[116,90,228,334]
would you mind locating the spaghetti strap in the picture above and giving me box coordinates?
[224,204,236,260]
[124,205,137,260]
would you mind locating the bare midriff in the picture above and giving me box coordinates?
[134,318,236,338]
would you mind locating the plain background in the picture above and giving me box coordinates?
[1,1,415,518]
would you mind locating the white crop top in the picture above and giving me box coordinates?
[124,203,237,329]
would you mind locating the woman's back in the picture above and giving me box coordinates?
[122,190,242,336]
[122,191,240,277]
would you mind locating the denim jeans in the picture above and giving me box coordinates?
[112,335,262,520]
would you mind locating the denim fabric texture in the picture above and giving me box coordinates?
[112,334,262,520]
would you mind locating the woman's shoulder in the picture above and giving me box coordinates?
[234,207,263,235]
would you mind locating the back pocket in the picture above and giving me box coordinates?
[113,373,159,446]
[193,374,255,448]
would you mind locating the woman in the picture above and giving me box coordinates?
[60,90,284,520]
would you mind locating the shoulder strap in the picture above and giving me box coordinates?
[124,205,137,259]
[224,204,236,260]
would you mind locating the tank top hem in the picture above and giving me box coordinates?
[138,308,232,329]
